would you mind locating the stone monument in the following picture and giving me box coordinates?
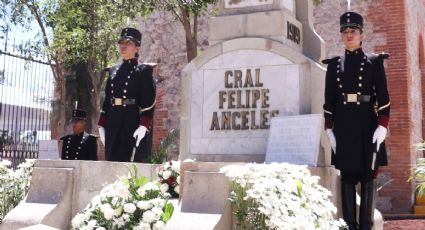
[180,0,328,163]
[173,1,384,229]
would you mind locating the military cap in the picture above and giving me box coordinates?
[340,12,363,32]
[71,109,87,121]
[118,27,142,46]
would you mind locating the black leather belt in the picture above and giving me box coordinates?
[111,98,136,106]
[341,94,371,103]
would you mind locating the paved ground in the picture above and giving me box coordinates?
[384,219,425,229]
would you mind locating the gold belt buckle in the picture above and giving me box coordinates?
[347,94,357,103]
[114,98,123,106]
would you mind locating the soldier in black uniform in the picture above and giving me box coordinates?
[60,108,98,160]
[322,12,390,230]
[98,27,156,162]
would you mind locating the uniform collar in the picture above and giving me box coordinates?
[123,58,138,65]
[74,131,85,136]
[345,47,363,56]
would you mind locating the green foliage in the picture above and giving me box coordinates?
[50,0,151,69]
[161,202,174,222]
[410,141,425,194]
[229,181,268,230]
[312,0,322,6]
[148,129,179,164]
[147,0,216,17]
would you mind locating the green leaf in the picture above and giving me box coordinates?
[161,203,175,222]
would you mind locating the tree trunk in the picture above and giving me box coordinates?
[179,5,198,62]
[51,66,66,139]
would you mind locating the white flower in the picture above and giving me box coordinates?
[102,206,114,220]
[153,220,165,230]
[116,183,130,199]
[160,183,169,193]
[87,220,97,230]
[0,160,12,167]
[144,182,159,191]
[100,203,111,213]
[142,210,157,224]
[150,198,165,208]
[123,203,137,214]
[164,161,171,169]
[70,171,175,229]
[176,176,180,185]
[220,163,344,230]
[162,170,172,180]
[133,222,151,230]
[91,195,101,206]
[71,213,85,228]
[174,185,180,194]
[170,161,180,172]
[137,200,152,210]
[151,207,163,218]
[137,187,146,197]
[122,213,130,221]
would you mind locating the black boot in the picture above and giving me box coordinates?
[359,179,376,230]
[341,182,358,230]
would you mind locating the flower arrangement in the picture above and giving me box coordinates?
[157,160,180,198]
[71,166,174,230]
[220,163,345,230]
[0,159,35,223]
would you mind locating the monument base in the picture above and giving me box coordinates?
[175,162,383,230]
[0,160,160,230]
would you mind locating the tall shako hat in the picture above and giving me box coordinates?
[71,101,86,121]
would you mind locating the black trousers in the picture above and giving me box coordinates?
[340,170,377,230]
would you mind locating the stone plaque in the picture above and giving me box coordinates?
[188,49,309,156]
[224,0,272,9]
[265,114,322,166]
[38,140,60,159]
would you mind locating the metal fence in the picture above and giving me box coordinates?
[0,43,54,168]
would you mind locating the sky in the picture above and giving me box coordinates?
[0,11,54,111]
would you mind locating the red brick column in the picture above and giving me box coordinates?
[368,0,414,213]
[152,86,169,153]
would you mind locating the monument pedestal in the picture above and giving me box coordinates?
[169,162,362,229]
[0,160,160,230]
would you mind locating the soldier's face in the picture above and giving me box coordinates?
[341,27,363,50]
[119,40,140,60]
[72,120,85,133]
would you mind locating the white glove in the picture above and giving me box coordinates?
[98,127,105,145]
[133,126,147,147]
[326,129,336,154]
[372,125,387,152]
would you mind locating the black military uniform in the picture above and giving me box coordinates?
[322,12,390,230]
[98,28,156,162]
[61,109,98,160]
